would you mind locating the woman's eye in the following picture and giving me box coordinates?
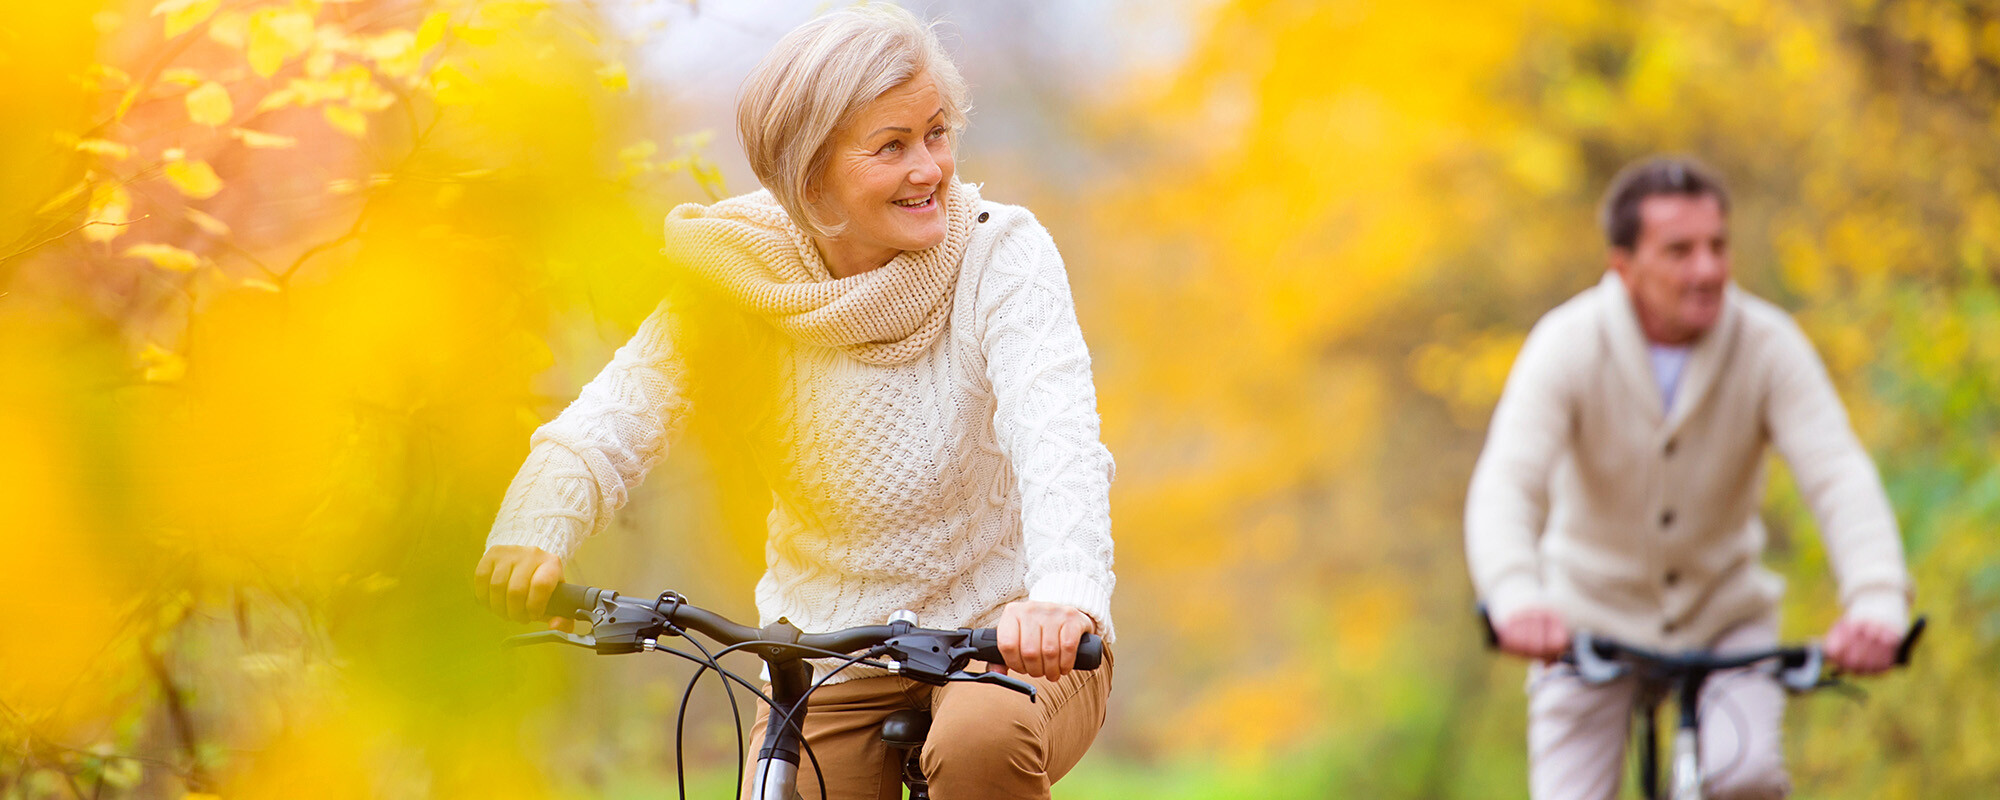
[878,140,903,155]
[926,126,947,141]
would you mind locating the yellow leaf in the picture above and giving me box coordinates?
[81,63,132,91]
[618,139,656,163]
[229,127,297,149]
[208,10,248,49]
[163,159,223,199]
[83,184,133,243]
[185,81,233,126]
[454,25,497,46]
[247,9,315,77]
[314,26,358,56]
[153,0,219,38]
[139,343,187,383]
[255,84,302,113]
[364,30,420,77]
[415,12,450,53]
[596,61,628,92]
[185,207,231,236]
[304,48,336,78]
[160,67,205,86]
[350,82,394,113]
[75,139,134,160]
[36,181,89,216]
[428,62,474,105]
[124,244,206,273]
[323,104,367,138]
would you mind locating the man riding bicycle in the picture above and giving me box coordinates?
[1465,156,1913,799]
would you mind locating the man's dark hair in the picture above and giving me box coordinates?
[1599,156,1730,250]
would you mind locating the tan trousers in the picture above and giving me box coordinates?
[1526,618,1790,800]
[740,652,1113,800]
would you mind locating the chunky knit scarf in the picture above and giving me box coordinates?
[662,180,981,366]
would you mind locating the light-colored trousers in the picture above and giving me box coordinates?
[739,651,1113,800]
[1527,618,1790,800]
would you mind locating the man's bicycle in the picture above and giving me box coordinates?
[506,582,1103,800]
[1479,609,1924,800]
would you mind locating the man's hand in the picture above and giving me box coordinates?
[1497,607,1571,662]
[474,545,573,632]
[993,601,1094,681]
[1824,617,1902,675]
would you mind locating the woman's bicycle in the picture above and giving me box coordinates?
[505,582,1103,800]
[1479,608,1924,800]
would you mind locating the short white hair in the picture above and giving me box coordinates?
[736,3,970,238]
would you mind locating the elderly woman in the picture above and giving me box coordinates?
[473,5,1115,799]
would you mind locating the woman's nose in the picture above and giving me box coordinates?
[907,146,942,186]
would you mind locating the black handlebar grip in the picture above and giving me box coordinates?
[966,629,1104,671]
[1074,633,1104,670]
[1895,615,1927,667]
[547,582,598,620]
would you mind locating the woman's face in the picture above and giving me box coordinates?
[812,73,955,277]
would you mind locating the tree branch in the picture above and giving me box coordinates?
[142,646,211,790]
[0,217,151,267]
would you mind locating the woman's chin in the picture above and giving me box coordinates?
[895,226,948,252]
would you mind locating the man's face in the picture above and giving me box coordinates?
[1611,193,1730,345]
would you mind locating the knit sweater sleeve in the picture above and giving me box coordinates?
[1763,317,1911,628]
[486,301,692,560]
[1465,307,1579,625]
[977,211,1118,641]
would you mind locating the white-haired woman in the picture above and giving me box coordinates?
[473,5,1115,798]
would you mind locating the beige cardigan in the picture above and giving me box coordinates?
[1466,273,1910,649]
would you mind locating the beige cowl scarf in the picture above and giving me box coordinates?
[661,180,981,366]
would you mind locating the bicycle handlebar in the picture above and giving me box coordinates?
[1475,605,1925,692]
[541,582,1103,672]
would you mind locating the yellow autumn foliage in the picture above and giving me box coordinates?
[0,0,1994,798]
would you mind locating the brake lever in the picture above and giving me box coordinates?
[947,669,1039,701]
[505,629,599,650]
[1774,646,1825,694]
[1570,631,1629,685]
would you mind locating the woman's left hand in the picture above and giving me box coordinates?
[993,601,1094,681]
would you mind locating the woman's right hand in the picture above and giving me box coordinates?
[474,545,573,631]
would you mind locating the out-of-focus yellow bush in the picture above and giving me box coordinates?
[1,0,722,795]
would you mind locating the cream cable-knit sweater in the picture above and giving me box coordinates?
[487,195,1117,681]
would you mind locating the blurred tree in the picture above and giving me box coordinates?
[0,0,723,796]
[1055,0,1999,796]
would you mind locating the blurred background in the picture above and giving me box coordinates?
[3,0,1996,797]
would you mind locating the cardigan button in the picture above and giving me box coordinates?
[977,211,990,223]
[1664,570,1679,586]
[1663,438,1677,457]
[1660,509,1675,528]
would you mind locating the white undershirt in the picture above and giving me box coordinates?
[1648,343,1693,414]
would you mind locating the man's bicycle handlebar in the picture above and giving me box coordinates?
[1478,606,1926,691]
